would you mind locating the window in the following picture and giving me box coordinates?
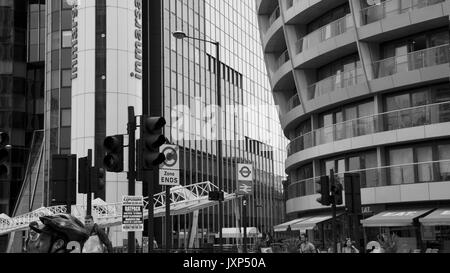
[61,109,71,127]
[61,70,71,87]
[439,145,450,181]
[62,31,71,48]
[389,148,414,185]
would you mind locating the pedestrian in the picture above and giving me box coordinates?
[27,214,89,253]
[298,233,316,253]
[342,238,359,253]
[82,215,113,253]
[24,221,40,253]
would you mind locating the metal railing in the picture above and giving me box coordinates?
[361,0,445,25]
[307,68,364,100]
[296,14,354,54]
[287,94,301,111]
[373,44,450,79]
[287,100,450,156]
[269,6,281,27]
[287,160,450,200]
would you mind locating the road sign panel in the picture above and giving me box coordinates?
[122,196,144,232]
[237,181,253,195]
[159,169,180,186]
[160,145,179,170]
[238,164,253,182]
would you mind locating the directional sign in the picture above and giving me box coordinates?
[160,145,180,186]
[122,196,144,232]
[238,164,253,182]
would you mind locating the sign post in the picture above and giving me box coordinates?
[122,196,144,233]
[159,145,180,252]
[237,163,253,253]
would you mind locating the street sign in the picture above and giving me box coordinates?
[159,145,180,186]
[237,181,253,195]
[122,196,144,232]
[237,164,253,195]
[238,164,253,181]
[160,145,179,170]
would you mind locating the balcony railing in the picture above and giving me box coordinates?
[276,49,290,71]
[373,44,450,79]
[287,94,301,112]
[361,0,445,25]
[287,101,450,156]
[269,6,281,28]
[307,68,365,100]
[287,160,450,200]
[296,14,354,54]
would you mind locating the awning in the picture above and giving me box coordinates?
[361,209,433,227]
[273,218,310,232]
[215,227,262,238]
[291,214,343,232]
[420,209,450,226]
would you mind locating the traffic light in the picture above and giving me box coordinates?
[91,167,106,194]
[344,173,362,214]
[316,176,330,206]
[209,191,224,201]
[78,157,89,194]
[333,181,343,206]
[103,135,124,172]
[0,132,9,176]
[141,116,167,170]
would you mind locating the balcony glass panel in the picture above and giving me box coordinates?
[307,68,364,100]
[287,101,450,156]
[287,94,301,112]
[296,14,354,54]
[287,160,450,200]
[373,44,450,79]
[361,0,445,25]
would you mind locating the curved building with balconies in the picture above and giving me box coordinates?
[258,0,450,252]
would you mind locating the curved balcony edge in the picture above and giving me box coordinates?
[287,181,450,215]
[285,121,450,171]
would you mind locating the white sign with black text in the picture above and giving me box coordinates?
[122,196,144,232]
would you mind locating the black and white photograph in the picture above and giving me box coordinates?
[0,0,450,270]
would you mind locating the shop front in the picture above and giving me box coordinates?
[291,213,346,252]
[419,208,450,253]
[361,209,434,253]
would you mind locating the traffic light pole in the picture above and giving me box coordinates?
[243,196,248,253]
[146,170,155,253]
[215,41,224,253]
[330,170,338,253]
[165,186,171,253]
[128,107,136,254]
[87,150,93,216]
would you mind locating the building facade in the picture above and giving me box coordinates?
[146,0,287,248]
[0,0,45,251]
[258,0,450,252]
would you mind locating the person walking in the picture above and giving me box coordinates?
[342,238,360,253]
[82,215,113,253]
[24,221,40,253]
[298,233,316,253]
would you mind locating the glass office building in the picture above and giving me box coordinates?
[147,0,287,248]
[0,0,45,251]
[258,0,450,252]
[1,0,288,251]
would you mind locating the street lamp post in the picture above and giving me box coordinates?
[172,31,224,252]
